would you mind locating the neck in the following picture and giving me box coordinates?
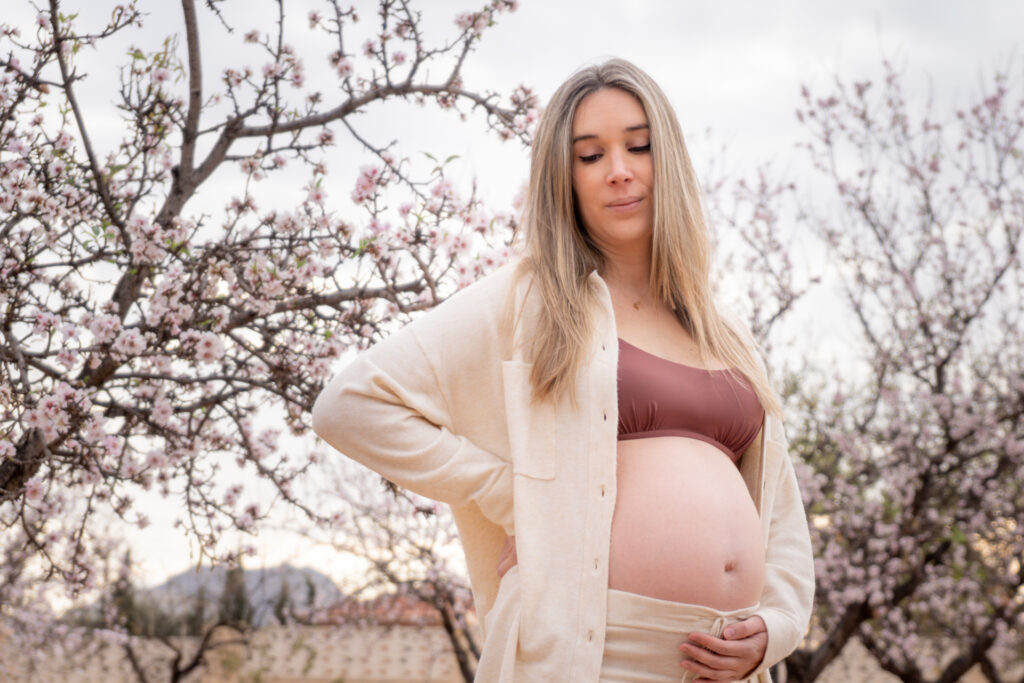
[598,248,652,300]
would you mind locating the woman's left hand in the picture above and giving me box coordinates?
[678,615,768,681]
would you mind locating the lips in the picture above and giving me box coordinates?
[607,196,643,209]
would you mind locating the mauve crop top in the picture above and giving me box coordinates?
[616,337,765,462]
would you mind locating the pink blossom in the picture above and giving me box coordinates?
[7,138,28,155]
[194,331,225,363]
[271,210,301,234]
[430,179,454,200]
[210,305,231,329]
[24,478,44,502]
[123,459,140,478]
[88,314,122,344]
[112,328,146,355]
[223,68,244,87]
[146,450,168,469]
[152,398,173,425]
[335,57,356,78]
[262,61,284,79]
[152,68,170,84]
[54,130,72,151]
[32,309,60,335]
[0,440,14,459]
[351,176,375,204]
[56,348,78,369]
[307,187,326,205]
[450,233,471,253]
[362,39,375,57]
[103,435,123,457]
[351,165,383,204]
[455,11,488,34]
[393,51,406,65]
[308,11,321,28]
[224,485,242,506]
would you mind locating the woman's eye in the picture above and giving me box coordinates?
[578,144,649,163]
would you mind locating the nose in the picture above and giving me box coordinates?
[606,149,633,185]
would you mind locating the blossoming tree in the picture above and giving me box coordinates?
[309,464,482,682]
[0,0,534,623]
[776,59,1024,682]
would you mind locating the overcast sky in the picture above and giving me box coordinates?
[437,0,1024,199]
[7,0,1022,588]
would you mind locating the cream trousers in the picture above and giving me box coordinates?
[599,588,761,683]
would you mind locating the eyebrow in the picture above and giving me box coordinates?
[572,123,649,144]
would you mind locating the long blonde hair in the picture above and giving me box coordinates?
[508,57,782,418]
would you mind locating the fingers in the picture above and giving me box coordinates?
[722,615,766,640]
[678,641,744,682]
[683,631,743,657]
[680,621,769,682]
[680,656,739,682]
[678,641,735,669]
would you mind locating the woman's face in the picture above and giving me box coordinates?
[570,87,654,255]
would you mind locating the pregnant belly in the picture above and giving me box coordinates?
[608,436,765,610]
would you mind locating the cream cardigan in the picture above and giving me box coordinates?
[312,258,815,682]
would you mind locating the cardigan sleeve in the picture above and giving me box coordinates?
[311,319,513,527]
[750,426,816,676]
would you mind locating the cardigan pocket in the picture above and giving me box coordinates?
[501,360,558,480]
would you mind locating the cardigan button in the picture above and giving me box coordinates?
[587,629,594,642]
[599,485,606,498]
[603,412,607,421]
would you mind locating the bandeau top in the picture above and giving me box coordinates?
[616,337,764,462]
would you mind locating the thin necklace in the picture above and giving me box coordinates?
[604,274,650,310]
[627,288,650,310]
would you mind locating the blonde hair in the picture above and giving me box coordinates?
[508,57,782,418]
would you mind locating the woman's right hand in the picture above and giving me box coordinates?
[496,534,518,577]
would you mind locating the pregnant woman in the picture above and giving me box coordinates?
[313,58,814,682]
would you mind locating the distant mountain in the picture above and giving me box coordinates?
[143,563,343,627]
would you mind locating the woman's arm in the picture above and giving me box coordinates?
[312,319,513,527]
[749,436,816,675]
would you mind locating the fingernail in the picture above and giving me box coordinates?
[723,627,734,638]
